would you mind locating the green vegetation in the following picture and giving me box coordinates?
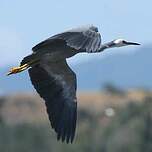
[0,95,152,152]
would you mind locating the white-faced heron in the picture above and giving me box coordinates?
[7,25,140,143]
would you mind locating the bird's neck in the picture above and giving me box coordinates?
[98,41,115,52]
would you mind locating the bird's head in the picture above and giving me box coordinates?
[112,39,140,48]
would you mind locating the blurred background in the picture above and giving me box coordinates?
[0,0,152,151]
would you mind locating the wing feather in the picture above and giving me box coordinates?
[28,60,77,143]
[32,25,102,53]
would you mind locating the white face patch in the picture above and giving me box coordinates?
[113,39,126,47]
[114,39,124,44]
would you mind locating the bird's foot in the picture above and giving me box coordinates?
[7,64,29,76]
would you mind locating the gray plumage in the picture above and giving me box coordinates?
[23,25,101,143]
[29,60,77,143]
[32,25,101,53]
[10,25,139,143]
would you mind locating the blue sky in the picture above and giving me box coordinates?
[0,0,152,66]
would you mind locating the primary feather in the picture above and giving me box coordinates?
[28,60,77,143]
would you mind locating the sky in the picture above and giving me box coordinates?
[0,0,152,67]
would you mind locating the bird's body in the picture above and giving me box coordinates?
[7,25,140,143]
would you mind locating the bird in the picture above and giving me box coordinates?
[7,25,140,143]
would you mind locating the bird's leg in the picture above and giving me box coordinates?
[7,64,30,75]
[7,60,39,76]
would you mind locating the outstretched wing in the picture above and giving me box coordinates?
[28,60,77,143]
[32,25,101,53]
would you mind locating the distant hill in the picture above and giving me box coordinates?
[74,45,152,90]
[0,45,152,93]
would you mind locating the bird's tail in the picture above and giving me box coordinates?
[7,53,39,76]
